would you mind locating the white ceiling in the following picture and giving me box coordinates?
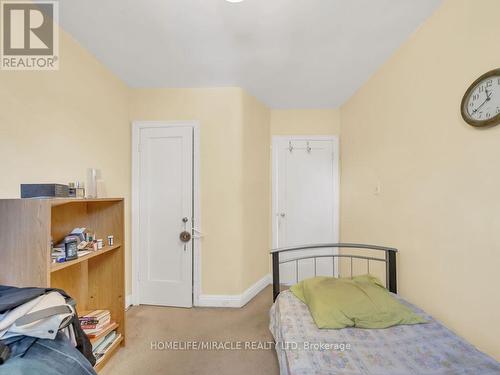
[60,0,442,108]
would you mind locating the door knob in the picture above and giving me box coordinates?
[180,231,191,242]
[180,217,191,250]
[280,213,286,218]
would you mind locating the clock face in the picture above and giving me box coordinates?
[461,69,500,127]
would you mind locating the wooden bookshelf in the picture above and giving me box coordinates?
[0,198,126,372]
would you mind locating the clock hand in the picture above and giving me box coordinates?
[473,101,487,114]
[472,91,492,114]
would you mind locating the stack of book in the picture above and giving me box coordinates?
[80,309,122,365]
[51,247,65,263]
[92,330,122,365]
[79,310,111,337]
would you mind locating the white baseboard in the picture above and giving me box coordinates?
[239,273,272,307]
[125,273,271,309]
[125,294,133,310]
[197,273,271,308]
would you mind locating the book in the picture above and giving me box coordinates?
[93,331,116,353]
[94,332,121,365]
[79,310,110,321]
[81,315,111,330]
[80,319,99,326]
[85,320,113,338]
[80,309,111,336]
[92,329,113,349]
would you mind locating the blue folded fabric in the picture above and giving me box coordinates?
[0,333,96,375]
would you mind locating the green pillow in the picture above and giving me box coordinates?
[290,275,426,329]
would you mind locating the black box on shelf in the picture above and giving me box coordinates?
[21,184,69,198]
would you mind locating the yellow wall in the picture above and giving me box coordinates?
[129,88,271,294]
[271,109,340,135]
[340,0,500,360]
[0,30,132,289]
[241,91,271,289]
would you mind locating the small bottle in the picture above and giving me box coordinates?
[68,182,76,198]
[75,182,85,199]
[86,230,95,242]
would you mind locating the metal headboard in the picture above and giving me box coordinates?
[270,243,398,301]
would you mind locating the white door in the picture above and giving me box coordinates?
[137,126,193,307]
[272,136,339,285]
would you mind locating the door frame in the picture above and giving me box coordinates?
[131,121,202,307]
[271,135,340,275]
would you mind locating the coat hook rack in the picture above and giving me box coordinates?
[306,141,311,153]
[288,141,294,152]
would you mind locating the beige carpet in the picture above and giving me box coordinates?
[101,285,280,375]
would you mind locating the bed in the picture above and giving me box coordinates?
[269,243,500,375]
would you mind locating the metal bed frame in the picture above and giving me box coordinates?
[270,243,398,301]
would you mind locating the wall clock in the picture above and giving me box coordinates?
[461,68,500,127]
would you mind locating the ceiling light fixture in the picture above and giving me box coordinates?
[225,0,244,3]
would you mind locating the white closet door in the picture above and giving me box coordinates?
[273,137,339,285]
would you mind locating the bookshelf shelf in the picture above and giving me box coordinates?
[0,198,126,373]
[49,197,124,207]
[89,322,119,344]
[94,335,123,372]
[51,244,121,272]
